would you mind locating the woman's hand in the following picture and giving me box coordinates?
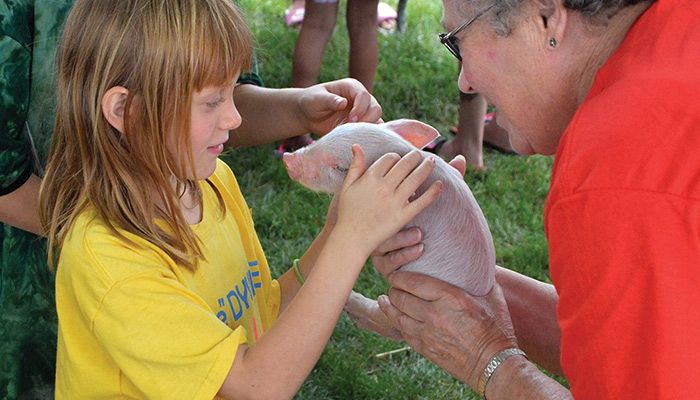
[297,78,382,135]
[379,271,518,391]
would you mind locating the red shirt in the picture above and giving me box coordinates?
[544,1,700,398]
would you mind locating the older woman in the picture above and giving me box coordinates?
[372,0,700,398]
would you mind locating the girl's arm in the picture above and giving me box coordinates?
[217,148,442,400]
[276,222,332,312]
[277,191,341,311]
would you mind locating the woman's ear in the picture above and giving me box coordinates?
[101,86,129,133]
[533,0,568,49]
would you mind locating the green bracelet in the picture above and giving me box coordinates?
[292,258,305,285]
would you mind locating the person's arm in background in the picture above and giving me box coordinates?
[0,78,378,236]
[0,20,43,236]
[0,175,42,235]
[229,78,382,147]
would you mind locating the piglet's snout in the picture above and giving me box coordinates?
[282,153,303,181]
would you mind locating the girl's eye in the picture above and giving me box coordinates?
[206,98,225,108]
[334,165,349,173]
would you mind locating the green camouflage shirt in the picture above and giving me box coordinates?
[0,2,73,398]
[0,1,261,398]
[0,0,72,195]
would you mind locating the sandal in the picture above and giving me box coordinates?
[377,2,398,32]
[284,1,305,28]
[423,137,447,155]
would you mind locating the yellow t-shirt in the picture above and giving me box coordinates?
[55,159,281,399]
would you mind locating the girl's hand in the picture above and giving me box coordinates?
[333,145,443,255]
[369,155,466,278]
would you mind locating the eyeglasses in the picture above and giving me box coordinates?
[438,4,495,61]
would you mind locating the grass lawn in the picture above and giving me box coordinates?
[228,0,555,398]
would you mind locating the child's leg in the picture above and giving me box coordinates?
[483,118,515,154]
[438,93,516,168]
[291,0,339,88]
[283,0,340,153]
[346,0,379,92]
[439,91,488,169]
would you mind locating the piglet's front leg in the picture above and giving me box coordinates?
[344,291,403,341]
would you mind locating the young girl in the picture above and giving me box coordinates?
[39,0,441,398]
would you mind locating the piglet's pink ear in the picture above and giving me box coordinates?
[380,119,440,149]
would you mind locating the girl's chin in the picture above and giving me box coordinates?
[195,162,218,181]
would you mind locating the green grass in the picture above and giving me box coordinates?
[230,0,555,398]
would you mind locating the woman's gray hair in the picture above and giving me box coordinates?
[564,0,652,17]
[473,0,654,35]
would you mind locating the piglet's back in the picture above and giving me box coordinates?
[406,153,495,296]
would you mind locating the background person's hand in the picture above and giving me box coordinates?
[371,226,423,277]
[379,271,518,391]
[298,78,382,135]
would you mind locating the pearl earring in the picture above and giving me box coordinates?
[549,37,558,48]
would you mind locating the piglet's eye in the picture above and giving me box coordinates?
[334,165,349,173]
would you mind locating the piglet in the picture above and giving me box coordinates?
[282,119,496,337]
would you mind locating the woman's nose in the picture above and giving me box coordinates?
[457,68,476,94]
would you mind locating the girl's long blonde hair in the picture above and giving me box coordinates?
[40,0,253,270]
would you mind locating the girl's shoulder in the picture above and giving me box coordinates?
[59,208,178,284]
